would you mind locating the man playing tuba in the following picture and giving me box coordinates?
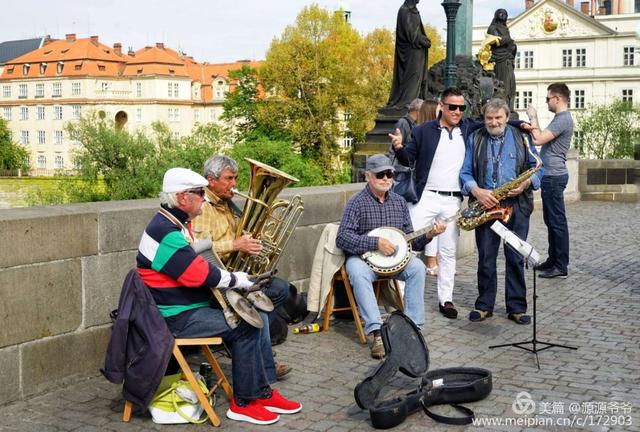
[460,98,543,325]
[191,155,293,379]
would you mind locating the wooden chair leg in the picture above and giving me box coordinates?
[342,266,367,344]
[172,345,221,427]
[123,400,132,422]
[201,345,233,401]
[322,282,335,332]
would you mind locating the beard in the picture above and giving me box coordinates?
[487,124,506,137]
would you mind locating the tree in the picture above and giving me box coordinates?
[576,100,640,159]
[424,24,445,69]
[0,118,29,171]
[221,65,261,138]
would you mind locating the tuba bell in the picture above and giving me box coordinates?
[226,158,304,275]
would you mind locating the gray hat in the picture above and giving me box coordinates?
[366,154,394,173]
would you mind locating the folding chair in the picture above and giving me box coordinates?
[322,264,404,344]
[123,337,233,427]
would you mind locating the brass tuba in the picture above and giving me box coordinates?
[457,136,542,231]
[225,158,304,275]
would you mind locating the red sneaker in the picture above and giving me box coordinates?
[226,399,280,425]
[258,389,302,414]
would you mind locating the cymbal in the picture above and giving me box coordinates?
[226,290,264,328]
[247,291,274,312]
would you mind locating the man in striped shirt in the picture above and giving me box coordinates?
[137,167,301,425]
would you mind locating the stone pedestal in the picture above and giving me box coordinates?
[352,106,406,182]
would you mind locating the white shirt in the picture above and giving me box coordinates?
[424,127,466,192]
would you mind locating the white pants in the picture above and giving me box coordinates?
[409,190,461,304]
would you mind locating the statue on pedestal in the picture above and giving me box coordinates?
[386,0,431,110]
[486,9,517,111]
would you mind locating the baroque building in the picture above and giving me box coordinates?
[473,0,639,130]
[0,34,259,174]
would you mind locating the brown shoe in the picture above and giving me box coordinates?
[370,335,385,359]
[275,362,292,380]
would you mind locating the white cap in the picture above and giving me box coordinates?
[162,168,208,193]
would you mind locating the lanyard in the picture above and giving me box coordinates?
[158,208,194,245]
[489,135,505,187]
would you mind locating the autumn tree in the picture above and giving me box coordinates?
[424,24,445,69]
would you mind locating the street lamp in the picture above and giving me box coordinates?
[442,0,461,88]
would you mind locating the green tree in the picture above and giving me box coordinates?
[0,118,29,171]
[576,100,640,159]
[221,65,261,138]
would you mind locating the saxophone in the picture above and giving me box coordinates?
[457,135,542,231]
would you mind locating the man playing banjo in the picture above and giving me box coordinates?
[336,154,445,359]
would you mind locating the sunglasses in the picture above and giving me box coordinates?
[374,170,394,179]
[446,104,467,112]
[545,95,558,103]
[186,188,205,197]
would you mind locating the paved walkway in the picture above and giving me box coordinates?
[1,201,638,431]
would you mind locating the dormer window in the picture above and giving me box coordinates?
[57,61,64,74]
[23,64,30,75]
[40,63,47,74]
[98,63,106,71]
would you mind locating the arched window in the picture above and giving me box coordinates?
[54,155,64,169]
[37,155,46,168]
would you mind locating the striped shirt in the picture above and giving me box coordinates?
[136,205,227,317]
[336,185,427,256]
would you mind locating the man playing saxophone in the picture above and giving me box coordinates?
[459,98,543,325]
[191,155,292,379]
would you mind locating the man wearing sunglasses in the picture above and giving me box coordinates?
[460,98,544,326]
[390,87,480,321]
[526,83,573,280]
[136,167,301,425]
[336,154,445,359]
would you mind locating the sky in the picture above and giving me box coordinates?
[1,0,525,63]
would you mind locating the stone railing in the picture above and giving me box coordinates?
[578,159,639,202]
[0,162,583,405]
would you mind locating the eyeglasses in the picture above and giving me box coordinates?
[374,170,394,179]
[446,104,467,112]
[186,188,205,197]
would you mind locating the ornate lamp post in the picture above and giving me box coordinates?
[442,0,461,88]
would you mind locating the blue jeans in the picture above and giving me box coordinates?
[166,306,270,400]
[474,200,529,315]
[541,174,569,273]
[259,276,289,383]
[345,254,426,335]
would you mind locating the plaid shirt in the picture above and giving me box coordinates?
[336,185,427,256]
[191,188,239,263]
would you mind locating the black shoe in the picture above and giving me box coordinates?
[507,313,531,325]
[538,267,568,279]
[534,260,554,271]
[439,302,458,319]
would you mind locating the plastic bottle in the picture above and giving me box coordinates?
[293,323,320,334]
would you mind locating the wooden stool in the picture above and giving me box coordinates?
[322,264,404,344]
[123,337,233,427]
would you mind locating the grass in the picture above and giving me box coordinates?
[0,177,72,208]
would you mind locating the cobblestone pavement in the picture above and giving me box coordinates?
[0,201,638,432]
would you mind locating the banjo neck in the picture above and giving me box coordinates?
[403,214,457,243]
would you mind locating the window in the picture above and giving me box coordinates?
[2,107,11,120]
[174,108,180,122]
[54,106,63,120]
[622,89,633,104]
[168,82,173,97]
[514,51,521,69]
[52,82,62,97]
[2,85,10,98]
[521,91,533,109]
[19,84,28,98]
[57,62,64,74]
[37,106,45,120]
[514,92,521,110]
[174,83,179,98]
[168,108,174,122]
[37,130,46,145]
[194,109,200,122]
[54,130,63,145]
[343,136,353,148]
[623,47,635,66]
[573,130,583,153]
[210,109,216,121]
[136,108,142,122]
[40,63,47,74]
[22,64,30,75]
[136,82,142,97]
[562,49,572,68]
[575,48,586,67]
[172,132,179,140]
[523,51,533,69]
[20,130,29,145]
[573,89,585,109]
[35,83,44,97]
[194,86,200,99]
[19,106,28,121]
[72,105,81,119]
[71,82,81,96]
[37,155,46,168]
[55,155,64,169]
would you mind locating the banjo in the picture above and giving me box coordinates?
[361,215,457,275]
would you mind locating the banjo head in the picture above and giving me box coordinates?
[366,227,411,275]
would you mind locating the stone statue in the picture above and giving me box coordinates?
[487,8,517,111]
[386,0,431,110]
